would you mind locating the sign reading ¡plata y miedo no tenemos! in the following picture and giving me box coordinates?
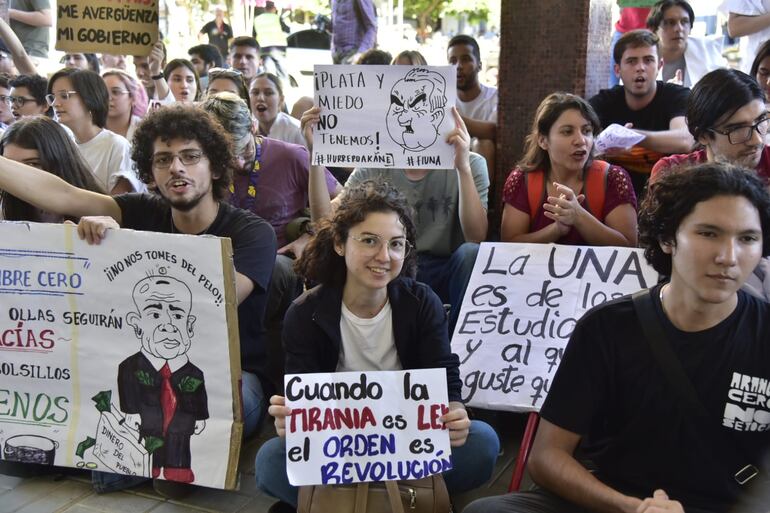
[312,65,457,170]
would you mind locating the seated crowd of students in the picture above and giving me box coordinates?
[0,0,768,512]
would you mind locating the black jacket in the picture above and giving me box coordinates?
[283,277,462,402]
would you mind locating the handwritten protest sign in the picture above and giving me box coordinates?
[451,243,659,412]
[312,65,457,169]
[285,369,452,486]
[0,223,241,490]
[55,0,159,56]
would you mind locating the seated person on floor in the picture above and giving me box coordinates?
[465,162,770,513]
[254,180,500,510]
[589,29,693,196]
[500,92,637,247]
[201,92,340,391]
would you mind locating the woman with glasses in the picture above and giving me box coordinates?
[102,69,148,141]
[8,74,51,120]
[47,68,143,194]
[501,92,637,246]
[254,180,500,511]
[205,67,250,104]
[249,72,305,147]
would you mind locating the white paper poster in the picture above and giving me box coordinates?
[0,222,241,489]
[312,65,457,169]
[452,243,659,412]
[284,369,453,486]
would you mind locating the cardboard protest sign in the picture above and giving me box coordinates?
[0,223,241,490]
[284,369,453,486]
[452,243,659,412]
[312,65,457,169]
[55,1,159,56]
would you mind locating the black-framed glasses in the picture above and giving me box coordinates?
[5,95,38,107]
[349,234,412,260]
[709,117,770,145]
[151,150,205,169]
[45,91,79,106]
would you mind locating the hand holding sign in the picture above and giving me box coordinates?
[446,106,471,174]
[440,401,470,447]
[300,106,321,152]
[269,394,291,438]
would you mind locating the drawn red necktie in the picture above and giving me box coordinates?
[159,363,177,435]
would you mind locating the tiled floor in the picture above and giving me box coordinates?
[0,412,528,513]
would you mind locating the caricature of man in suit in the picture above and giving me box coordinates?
[119,272,208,483]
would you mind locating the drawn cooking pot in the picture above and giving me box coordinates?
[3,435,59,465]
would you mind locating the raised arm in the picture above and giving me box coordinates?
[300,105,335,222]
[0,156,121,221]
[0,18,37,75]
[450,107,488,242]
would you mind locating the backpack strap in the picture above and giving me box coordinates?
[584,160,609,221]
[525,169,546,227]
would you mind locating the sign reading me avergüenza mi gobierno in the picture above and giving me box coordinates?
[0,222,241,489]
[56,0,159,56]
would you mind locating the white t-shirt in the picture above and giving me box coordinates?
[336,300,402,372]
[267,111,306,148]
[456,83,498,123]
[720,0,770,73]
[77,129,144,192]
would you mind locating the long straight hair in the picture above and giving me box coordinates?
[0,116,105,222]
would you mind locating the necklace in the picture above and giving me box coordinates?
[659,283,669,317]
[229,136,263,212]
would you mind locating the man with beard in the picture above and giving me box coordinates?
[589,29,693,196]
[651,68,770,182]
[448,35,497,180]
[0,105,276,492]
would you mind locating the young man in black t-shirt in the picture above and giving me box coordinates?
[589,29,694,196]
[465,163,770,513]
[0,105,276,490]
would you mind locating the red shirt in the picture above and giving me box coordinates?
[615,7,652,33]
[650,147,770,185]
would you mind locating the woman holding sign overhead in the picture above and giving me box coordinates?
[500,93,638,246]
[254,180,499,511]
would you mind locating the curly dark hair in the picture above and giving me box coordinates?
[295,180,417,287]
[638,162,770,275]
[130,104,234,201]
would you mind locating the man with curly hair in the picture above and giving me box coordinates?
[0,104,276,492]
[465,163,770,513]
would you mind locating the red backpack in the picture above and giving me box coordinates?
[525,160,610,227]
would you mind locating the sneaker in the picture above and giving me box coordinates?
[152,478,196,500]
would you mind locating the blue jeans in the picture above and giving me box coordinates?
[254,420,500,507]
[417,243,479,335]
[92,372,265,493]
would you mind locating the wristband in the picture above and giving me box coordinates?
[151,72,164,80]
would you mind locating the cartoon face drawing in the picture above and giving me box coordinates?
[386,68,447,152]
[126,275,196,360]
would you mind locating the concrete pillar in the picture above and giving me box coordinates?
[493,0,613,233]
